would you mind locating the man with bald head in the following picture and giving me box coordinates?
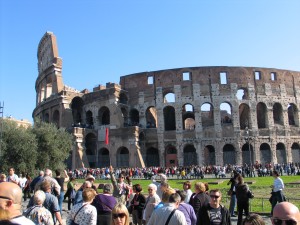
[0,182,34,224]
[272,202,300,225]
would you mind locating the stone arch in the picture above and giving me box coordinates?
[163,106,176,131]
[288,103,298,126]
[85,133,97,168]
[98,148,110,167]
[220,102,232,125]
[276,143,287,164]
[239,103,251,129]
[44,112,49,123]
[291,142,300,163]
[165,145,177,167]
[241,143,254,165]
[260,143,272,165]
[146,106,157,128]
[86,110,93,127]
[164,92,175,103]
[201,103,214,127]
[146,147,159,167]
[182,103,195,130]
[121,107,129,127]
[203,145,215,165]
[257,102,268,128]
[98,106,110,125]
[116,147,129,167]
[71,97,84,125]
[273,103,284,125]
[236,88,248,100]
[183,144,197,166]
[119,93,128,104]
[52,110,59,127]
[223,144,236,165]
[129,108,139,126]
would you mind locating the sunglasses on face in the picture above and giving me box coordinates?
[210,195,220,199]
[272,218,297,225]
[113,213,126,219]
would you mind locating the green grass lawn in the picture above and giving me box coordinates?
[79,175,300,213]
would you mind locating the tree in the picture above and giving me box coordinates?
[0,119,38,175]
[32,120,72,171]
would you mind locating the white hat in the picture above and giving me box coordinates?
[85,175,95,181]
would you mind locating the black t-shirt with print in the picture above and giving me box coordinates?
[208,206,222,225]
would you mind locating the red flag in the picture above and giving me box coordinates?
[105,128,109,145]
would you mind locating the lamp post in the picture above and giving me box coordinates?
[245,126,252,166]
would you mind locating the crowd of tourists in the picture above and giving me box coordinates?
[0,166,300,225]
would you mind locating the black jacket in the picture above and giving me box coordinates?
[196,204,231,225]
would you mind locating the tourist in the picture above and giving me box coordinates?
[67,188,97,225]
[54,169,69,214]
[196,189,231,225]
[189,182,210,216]
[236,175,250,225]
[183,181,193,203]
[129,184,146,225]
[6,168,19,185]
[227,170,239,217]
[270,170,285,215]
[176,190,197,225]
[35,169,61,197]
[142,183,160,224]
[272,202,300,225]
[30,171,44,192]
[0,174,6,183]
[243,214,265,225]
[109,166,130,205]
[74,180,92,205]
[64,177,76,210]
[155,188,176,210]
[23,174,32,201]
[92,183,117,225]
[111,203,130,225]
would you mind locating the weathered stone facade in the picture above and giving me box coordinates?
[33,32,300,169]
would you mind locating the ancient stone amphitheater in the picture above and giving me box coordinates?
[33,32,300,169]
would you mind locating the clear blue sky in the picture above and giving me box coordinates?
[1,1,300,123]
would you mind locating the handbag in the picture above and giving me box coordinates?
[70,204,87,225]
[247,190,254,199]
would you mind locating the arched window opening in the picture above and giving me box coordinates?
[182,104,195,130]
[291,143,300,163]
[242,143,254,165]
[53,110,59,128]
[220,103,232,124]
[260,143,271,166]
[119,93,128,104]
[164,93,175,103]
[46,76,53,99]
[276,143,286,164]
[183,145,197,166]
[204,145,215,165]
[85,133,97,168]
[121,107,129,127]
[44,113,49,123]
[130,109,139,126]
[239,103,250,129]
[165,145,177,167]
[223,144,236,165]
[86,111,93,128]
[97,148,110,168]
[146,147,159,167]
[288,104,298,126]
[71,97,84,125]
[273,103,284,125]
[201,103,214,127]
[236,88,248,100]
[257,102,268,128]
[164,106,176,131]
[146,106,157,128]
[117,147,129,167]
[98,106,110,125]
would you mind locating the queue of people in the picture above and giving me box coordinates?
[0,166,299,225]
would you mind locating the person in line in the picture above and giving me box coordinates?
[6,168,19,185]
[142,183,160,225]
[23,190,54,225]
[0,174,6,183]
[109,166,130,205]
[110,203,130,225]
[92,183,117,225]
[227,170,239,217]
[176,190,197,225]
[235,175,250,225]
[154,188,176,210]
[54,169,69,214]
[242,214,265,225]
[85,174,98,193]
[23,174,32,201]
[197,189,231,225]
[130,184,146,225]
[270,170,285,215]
[0,182,35,224]
[64,177,76,210]
[189,182,210,216]
[35,169,61,197]
[67,188,97,225]
[272,202,300,225]
[30,171,44,193]
[183,181,193,203]
[147,193,187,225]
[74,180,92,205]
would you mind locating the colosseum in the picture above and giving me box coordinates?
[33,32,300,170]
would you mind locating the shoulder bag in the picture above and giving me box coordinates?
[70,204,87,225]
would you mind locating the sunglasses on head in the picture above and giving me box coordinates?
[210,195,220,199]
[272,218,297,225]
[113,213,126,219]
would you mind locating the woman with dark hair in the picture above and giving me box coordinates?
[130,184,146,225]
[183,181,193,203]
[92,183,117,225]
[270,170,285,215]
[236,175,250,225]
[23,174,32,201]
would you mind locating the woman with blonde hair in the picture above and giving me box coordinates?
[243,214,265,225]
[111,203,130,225]
[189,182,210,215]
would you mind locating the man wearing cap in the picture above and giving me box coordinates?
[0,182,35,224]
[86,174,98,193]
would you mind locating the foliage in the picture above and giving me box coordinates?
[0,119,38,175]
[32,120,72,171]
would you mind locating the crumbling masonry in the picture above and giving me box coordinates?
[33,32,300,169]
